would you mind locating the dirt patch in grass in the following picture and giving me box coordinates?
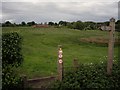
[80,37,120,45]
[27,76,56,89]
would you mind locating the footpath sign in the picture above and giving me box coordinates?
[57,45,63,81]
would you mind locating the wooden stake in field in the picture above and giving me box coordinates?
[107,18,115,75]
[57,45,63,81]
[73,58,79,71]
[21,75,28,88]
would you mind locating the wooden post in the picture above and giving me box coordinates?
[57,45,63,81]
[73,58,79,71]
[107,18,115,75]
[21,75,28,88]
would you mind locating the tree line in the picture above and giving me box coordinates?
[1,20,120,31]
[2,21,36,27]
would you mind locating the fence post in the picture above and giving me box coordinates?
[73,58,79,71]
[21,75,28,88]
[107,18,115,75]
[57,45,63,81]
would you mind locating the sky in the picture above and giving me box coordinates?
[1,0,120,23]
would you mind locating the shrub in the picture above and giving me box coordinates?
[51,62,120,89]
[2,65,23,90]
[2,32,23,67]
[2,32,23,90]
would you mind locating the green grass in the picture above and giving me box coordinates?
[2,27,119,78]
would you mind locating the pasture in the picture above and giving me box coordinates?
[2,27,119,78]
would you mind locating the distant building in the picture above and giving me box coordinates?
[32,24,49,28]
[100,25,111,31]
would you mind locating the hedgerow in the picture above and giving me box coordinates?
[51,62,120,89]
[2,32,23,90]
[2,32,23,67]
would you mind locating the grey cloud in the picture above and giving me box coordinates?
[2,2,118,23]
[118,1,120,19]
[2,0,120,2]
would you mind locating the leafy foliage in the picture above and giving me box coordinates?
[2,32,23,67]
[2,33,23,89]
[73,21,85,30]
[27,21,36,26]
[51,62,120,89]
[2,65,23,90]
[21,21,26,26]
[67,21,97,30]
[48,22,55,26]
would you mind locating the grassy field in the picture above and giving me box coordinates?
[2,27,119,78]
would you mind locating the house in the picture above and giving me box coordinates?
[100,25,111,31]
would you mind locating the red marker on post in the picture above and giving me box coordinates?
[57,46,63,81]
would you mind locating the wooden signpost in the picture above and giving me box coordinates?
[56,18,115,80]
[107,18,115,75]
[57,45,63,81]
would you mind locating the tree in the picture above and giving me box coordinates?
[73,21,85,30]
[115,20,120,32]
[59,21,67,26]
[54,23,58,26]
[21,21,26,26]
[116,20,120,24]
[67,22,73,29]
[48,22,54,26]
[4,21,12,27]
[27,21,36,26]
[5,21,12,25]
[84,21,97,30]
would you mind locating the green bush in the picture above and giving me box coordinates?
[2,32,23,67]
[2,65,23,90]
[2,32,23,90]
[51,62,120,89]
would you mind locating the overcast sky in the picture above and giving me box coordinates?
[1,0,120,23]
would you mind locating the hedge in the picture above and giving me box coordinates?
[2,32,23,67]
[51,62,120,89]
[2,32,23,90]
